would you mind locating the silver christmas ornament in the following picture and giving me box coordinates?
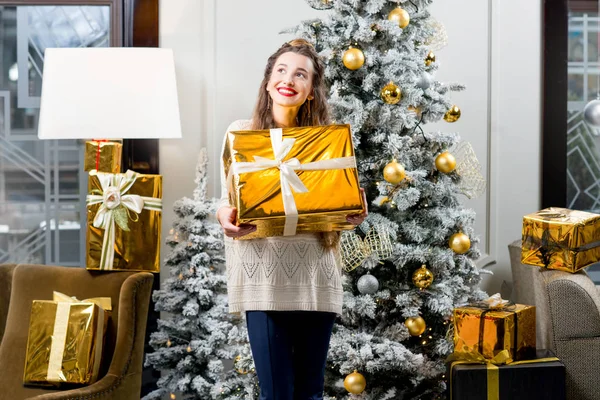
[416,72,433,90]
[584,99,600,129]
[357,274,379,295]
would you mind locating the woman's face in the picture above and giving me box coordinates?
[267,51,314,109]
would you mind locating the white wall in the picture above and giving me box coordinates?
[487,0,542,293]
[159,0,542,294]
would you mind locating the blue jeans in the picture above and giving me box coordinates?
[246,310,336,400]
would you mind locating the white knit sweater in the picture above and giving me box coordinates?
[218,119,343,315]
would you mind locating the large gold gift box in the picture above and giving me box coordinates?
[84,140,122,173]
[23,293,111,386]
[86,169,162,272]
[222,124,364,239]
[453,299,536,363]
[522,207,600,272]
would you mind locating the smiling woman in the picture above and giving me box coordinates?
[216,38,367,400]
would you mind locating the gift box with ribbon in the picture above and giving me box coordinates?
[222,124,364,239]
[84,140,122,173]
[453,294,536,364]
[23,292,111,387]
[86,169,162,272]
[447,349,565,400]
[522,207,600,272]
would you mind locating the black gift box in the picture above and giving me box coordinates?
[447,350,565,400]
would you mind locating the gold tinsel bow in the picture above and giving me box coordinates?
[340,227,393,272]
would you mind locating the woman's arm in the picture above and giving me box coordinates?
[216,121,236,215]
[216,120,256,237]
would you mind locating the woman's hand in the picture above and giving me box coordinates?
[217,207,257,238]
[346,188,368,226]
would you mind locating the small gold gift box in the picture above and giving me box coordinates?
[522,207,600,272]
[86,169,162,272]
[84,140,122,173]
[23,292,111,386]
[222,124,364,239]
[453,295,536,363]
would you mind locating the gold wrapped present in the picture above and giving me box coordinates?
[84,140,122,173]
[453,294,536,364]
[522,207,600,272]
[86,169,162,272]
[222,124,364,239]
[23,292,111,387]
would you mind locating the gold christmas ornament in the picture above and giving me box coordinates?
[383,160,406,184]
[425,51,436,66]
[187,345,192,353]
[170,394,176,400]
[342,47,365,70]
[234,355,251,375]
[178,272,184,280]
[412,265,434,289]
[378,196,390,206]
[166,339,172,347]
[444,105,461,123]
[388,7,410,29]
[449,232,471,254]
[381,81,402,104]
[408,105,422,117]
[405,316,427,336]
[344,370,367,394]
[435,151,457,173]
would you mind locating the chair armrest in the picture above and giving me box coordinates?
[25,374,121,400]
[0,263,17,343]
[547,277,600,340]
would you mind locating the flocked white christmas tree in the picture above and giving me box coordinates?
[144,149,258,400]
[279,1,487,398]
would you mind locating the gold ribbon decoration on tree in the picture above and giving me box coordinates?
[340,226,393,271]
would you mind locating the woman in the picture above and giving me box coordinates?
[217,39,367,400]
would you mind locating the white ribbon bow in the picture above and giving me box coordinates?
[229,128,357,236]
[86,170,162,270]
[483,293,511,309]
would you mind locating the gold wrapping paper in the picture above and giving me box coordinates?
[86,172,162,272]
[522,207,600,272]
[23,297,108,386]
[222,124,364,239]
[84,140,122,173]
[453,304,536,363]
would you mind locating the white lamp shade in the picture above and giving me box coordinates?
[38,47,182,139]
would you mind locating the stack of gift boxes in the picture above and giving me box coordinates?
[449,295,564,399]
[22,139,163,387]
[22,125,364,387]
[448,207,600,399]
